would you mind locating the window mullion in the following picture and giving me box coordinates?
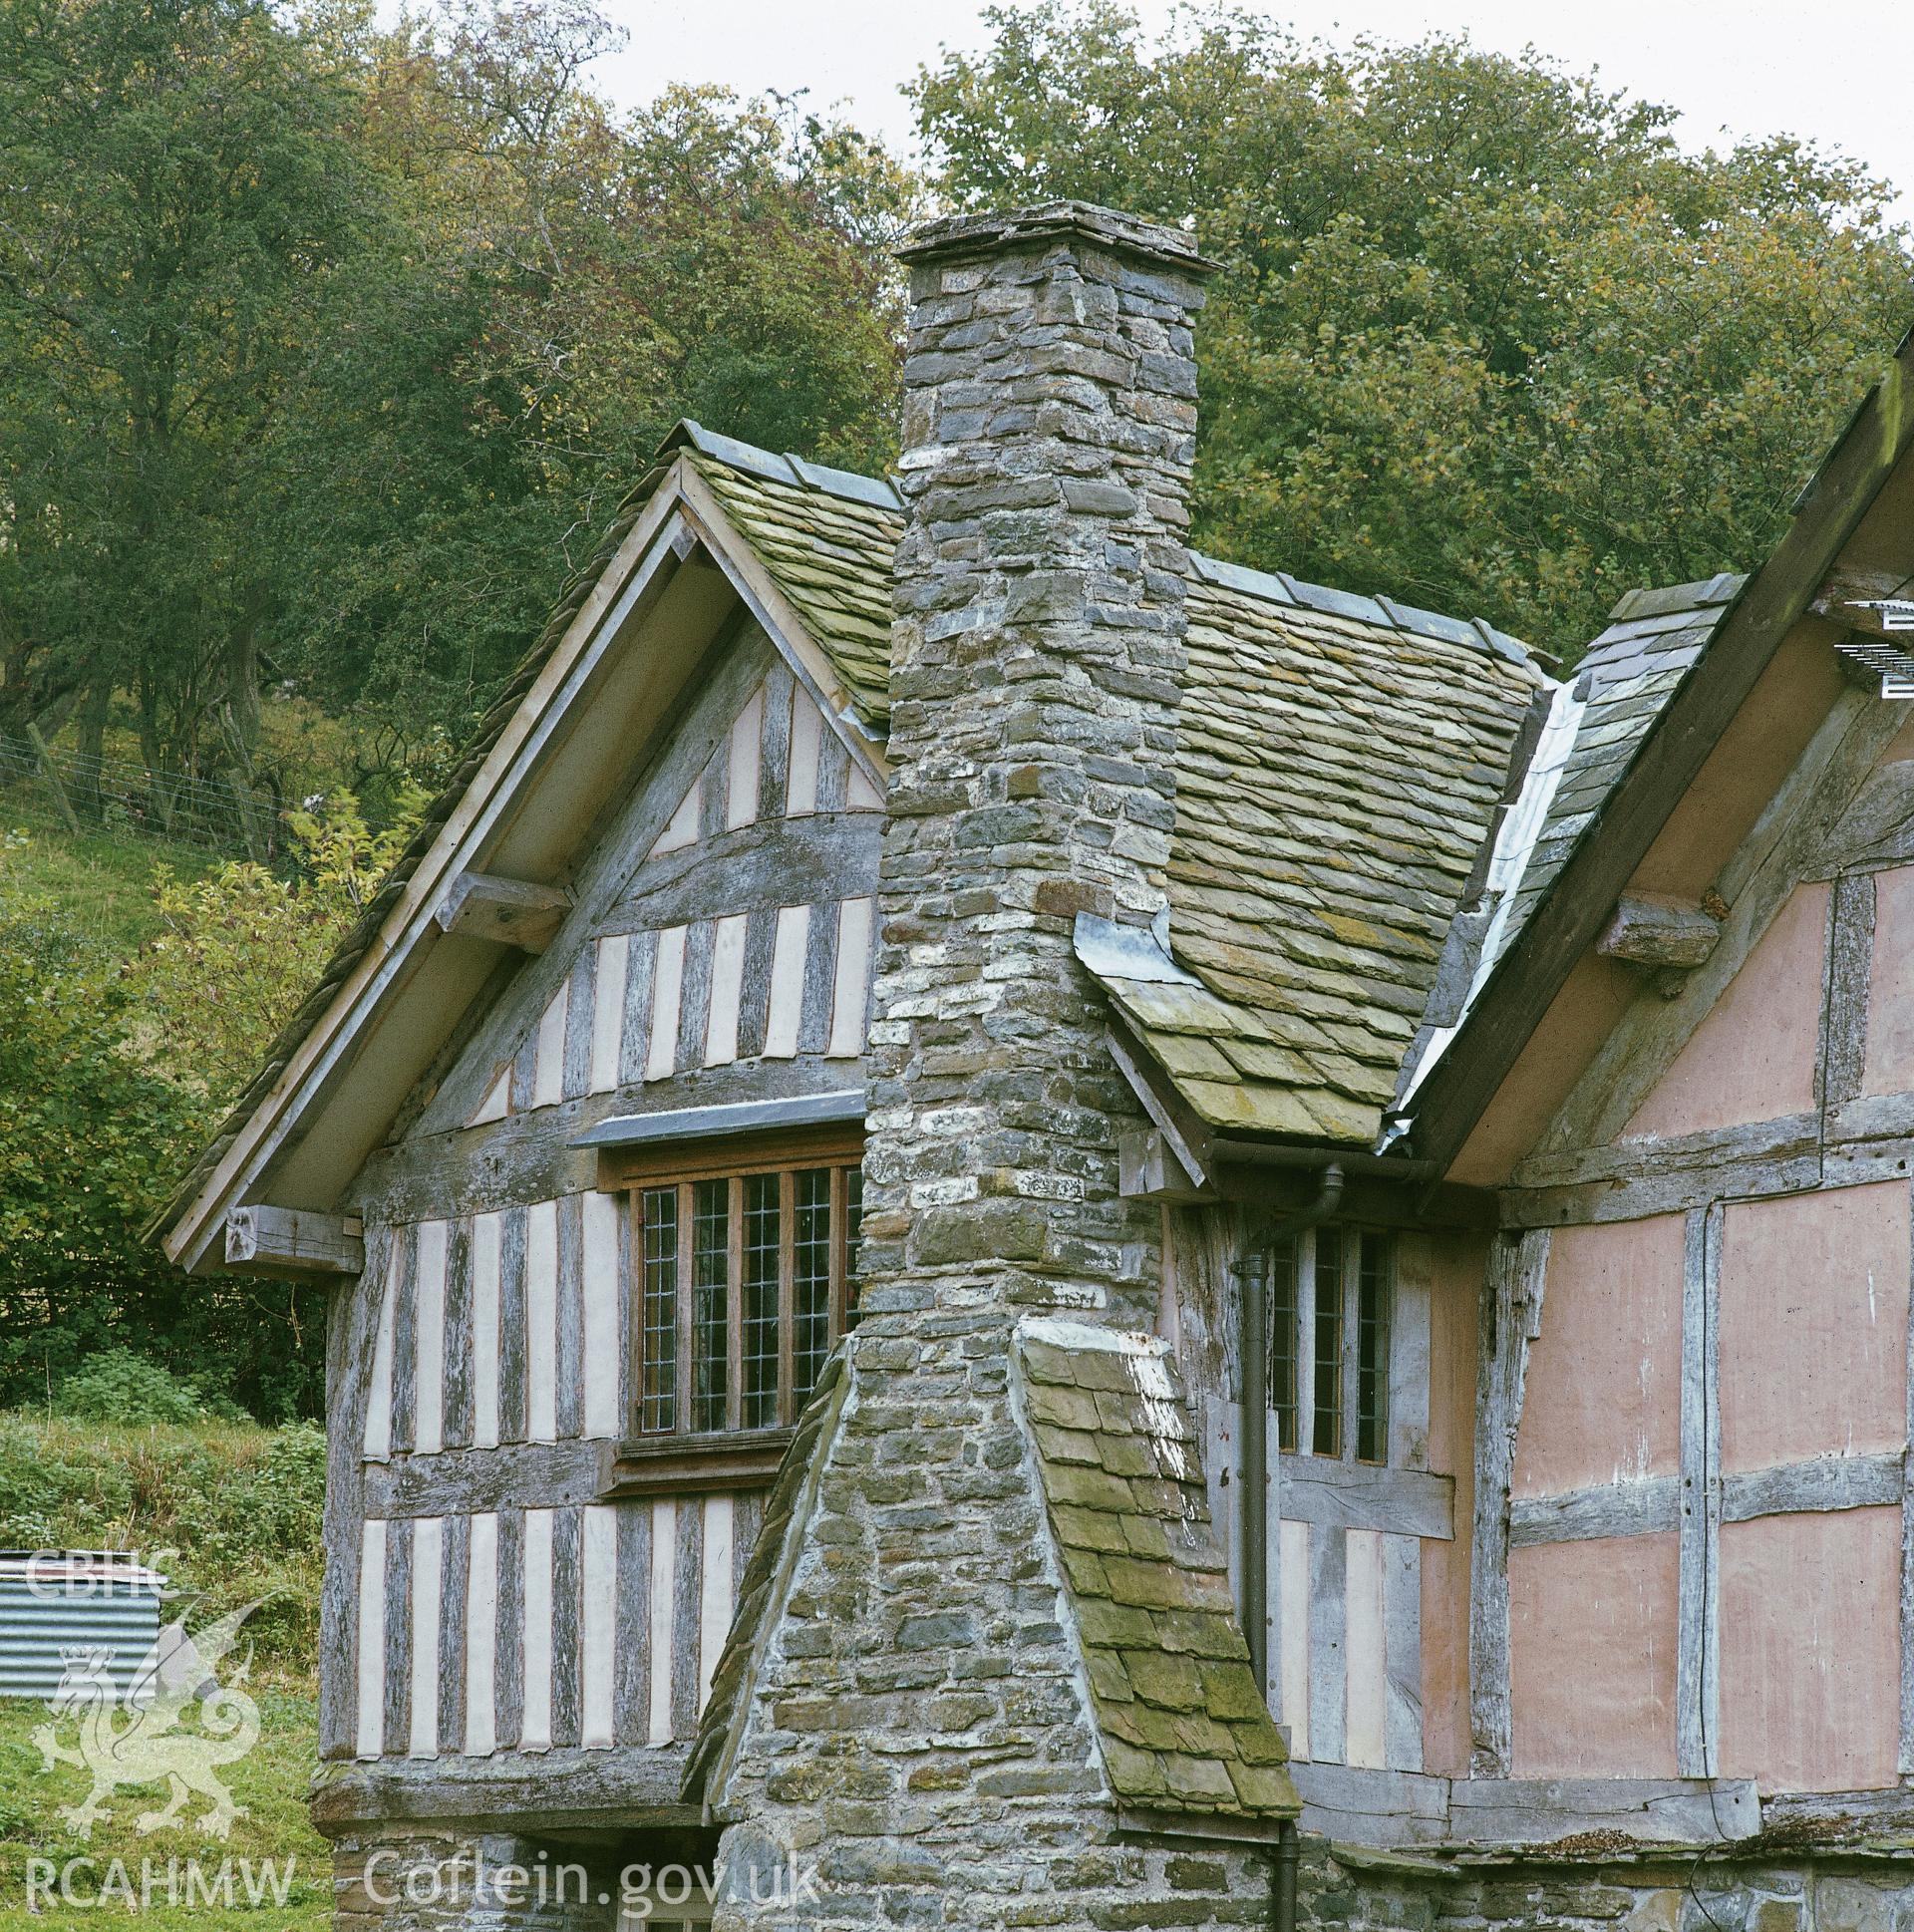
[778,1169,797,1427]
[1294,1225,1316,1457]
[628,1190,642,1435]
[1342,1229,1361,1468]
[674,1181,694,1436]
[727,1181,744,1433]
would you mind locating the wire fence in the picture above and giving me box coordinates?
[0,733,280,858]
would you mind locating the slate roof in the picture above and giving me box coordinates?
[1116,569,1539,1143]
[1018,1318,1300,1821]
[684,426,1544,1149]
[1477,574,1743,988]
[1388,573,1744,1117]
[681,436,897,732]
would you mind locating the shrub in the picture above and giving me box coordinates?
[55,1348,229,1427]
[0,1411,327,1681]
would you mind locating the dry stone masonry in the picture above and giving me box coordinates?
[701,205,1297,1932]
[864,201,1217,1330]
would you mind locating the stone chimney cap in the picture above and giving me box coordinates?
[895,199,1220,277]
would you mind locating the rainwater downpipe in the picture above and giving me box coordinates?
[1238,1162,1343,1932]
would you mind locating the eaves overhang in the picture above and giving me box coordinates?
[1400,322,1914,1178]
[153,449,883,1278]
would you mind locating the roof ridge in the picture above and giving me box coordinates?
[1190,551,1542,672]
[660,419,1549,676]
[661,418,904,512]
[1605,572,1748,625]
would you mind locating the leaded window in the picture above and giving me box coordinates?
[626,1154,865,1438]
[1263,1224,1394,1465]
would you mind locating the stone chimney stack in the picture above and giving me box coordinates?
[712,208,1224,1929]
[864,202,1215,1330]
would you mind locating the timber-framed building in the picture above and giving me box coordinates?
[160,202,1914,1931]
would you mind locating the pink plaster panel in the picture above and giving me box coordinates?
[1623,882,1828,1139]
[1421,1231,1483,1778]
[1513,1216,1683,1496]
[1719,1507,1901,1794]
[1864,864,1914,1097]
[1508,1533,1680,1779]
[1719,1183,1909,1473]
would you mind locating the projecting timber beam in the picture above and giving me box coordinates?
[225,1205,365,1278]
[1597,893,1722,971]
[1810,566,1914,641]
[434,871,572,953]
[1118,1127,1214,1202]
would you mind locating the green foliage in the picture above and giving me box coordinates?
[0,790,424,1415]
[0,0,383,786]
[0,0,910,786]
[0,1690,330,1930]
[0,854,324,1419]
[0,1412,327,1676]
[273,9,915,742]
[0,821,210,954]
[912,3,1914,653]
[131,787,424,1102]
[55,1349,232,1427]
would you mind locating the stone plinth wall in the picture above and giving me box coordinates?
[329,1826,1914,1932]
[1301,1842,1914,1932]
[331,1835,620,1932]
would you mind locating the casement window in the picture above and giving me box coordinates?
[1266,1224,1393,1463]
[624,1150,864,1441]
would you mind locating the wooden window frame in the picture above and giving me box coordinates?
[598,1128,863,1496]
[1266,1222,1396,1468]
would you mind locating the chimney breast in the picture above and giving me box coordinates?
[863,202,1215,1324]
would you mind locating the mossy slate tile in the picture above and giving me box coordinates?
[1016,1319,1299,1823]
[689,443,1543,1149]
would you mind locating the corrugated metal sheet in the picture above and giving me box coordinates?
[0,1551,166,1701]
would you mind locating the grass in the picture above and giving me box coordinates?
[0,1414,325,1679]
[0,809,214,957]
[0,1691,330,1930]
[0,1413,328,1928]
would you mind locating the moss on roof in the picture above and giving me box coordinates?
[682,1321,1298,1828]
[1017,1317,1300,1822]
[688,452,895,731]
[683,427,1544,1150]
[682,1348,850,1808]
[1126,574,1539,1142]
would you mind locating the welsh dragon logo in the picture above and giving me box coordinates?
[32,1599,265,1839]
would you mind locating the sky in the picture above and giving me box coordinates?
[588,0,1914,220]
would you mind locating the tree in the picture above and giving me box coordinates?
[0,0,384,801]
[911,5,1914,654]
[269,2,915,744]
[0,0,913,799]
